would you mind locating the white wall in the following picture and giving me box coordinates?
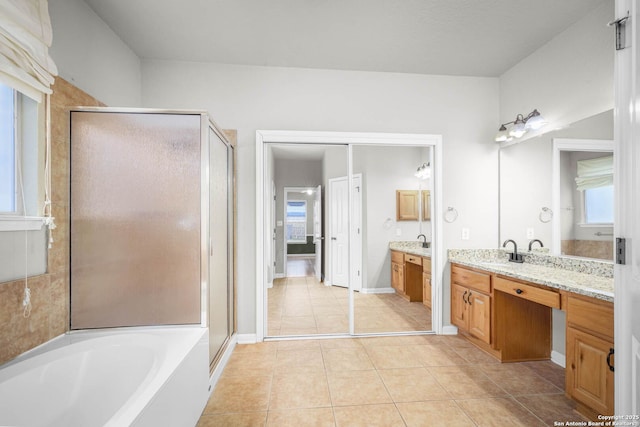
[48,0,142,107]
[142,61,499,335]
[499,1,613,139]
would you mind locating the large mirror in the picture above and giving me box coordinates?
[499,109,614,261]
[263,142,434,337]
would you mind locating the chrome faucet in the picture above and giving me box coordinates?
[417,234,429,248]
[503,239,524,263]
[528,239,544,251]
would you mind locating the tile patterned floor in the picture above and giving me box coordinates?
[268,276,431,336]
[197,335,588,426]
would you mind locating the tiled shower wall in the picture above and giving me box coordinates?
[0,78,105,365]
[561,239,614,261]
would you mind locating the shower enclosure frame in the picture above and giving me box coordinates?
[69,107,236,370]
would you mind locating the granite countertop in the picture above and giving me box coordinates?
[389,241,431,258]
[448,249,614,303]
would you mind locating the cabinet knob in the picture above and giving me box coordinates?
[468,291,473,305]
[515,289,523,295]
[462,290,468,304]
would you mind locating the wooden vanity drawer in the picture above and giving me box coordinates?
[423,257,431,273]
[451,265,490,294]
[567,295,614,340]
[405,253,422,266]
[391,250,404,264]
[493,276,560,309]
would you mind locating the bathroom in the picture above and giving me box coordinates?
[0,0,638,425]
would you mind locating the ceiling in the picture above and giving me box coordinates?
[271,144,331,161]
[84,0,607,77]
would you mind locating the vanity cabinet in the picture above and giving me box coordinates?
[451,265,491,345]
[566,295,614,417]
[390,250,424,302]
[391,251,404,293]
[422,256,431,309]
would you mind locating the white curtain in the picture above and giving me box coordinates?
[0,0,57,101]
[575,155,613,191]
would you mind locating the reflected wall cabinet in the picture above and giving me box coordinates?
[396,190,419,220]
[70,109,236,373]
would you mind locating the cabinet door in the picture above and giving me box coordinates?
[391,262,403,292]
[567,327,614,415]
[451,284,468,330]
[396,190,419,220]
[422,272,431,309]
[468,291,491,344]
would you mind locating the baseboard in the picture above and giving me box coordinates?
[551,350,566,368]
[237,333,258,344]
[274,273,285,279]
[359,287,395,294]
[209,334,237,393]
[441,325,458,335]
[267,281,273,289]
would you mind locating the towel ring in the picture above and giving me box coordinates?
[444,207,458,223]
[539,207,553,223]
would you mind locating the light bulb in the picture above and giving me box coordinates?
[525,110,547,130]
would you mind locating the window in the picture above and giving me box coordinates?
[0,83,16,213]
[0,81,45,231]
[575,155,614,226]
[584,185,614,224]
[286,200,307,243]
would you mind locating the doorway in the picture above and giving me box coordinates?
[256,132,443,341]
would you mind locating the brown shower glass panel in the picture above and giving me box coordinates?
[70,111,202,329]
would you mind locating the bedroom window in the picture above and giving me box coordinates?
[286,200,307,243]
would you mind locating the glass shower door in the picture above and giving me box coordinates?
[70,111,203,329]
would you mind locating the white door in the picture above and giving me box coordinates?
[328,175,362,289]
[329,177,349,287]
[614,0,640,414]
[314,184,323,282]
[271,180,276,285]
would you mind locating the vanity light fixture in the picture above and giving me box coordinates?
[495,109,547,142]
[415,162,431,179]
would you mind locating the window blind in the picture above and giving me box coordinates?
[575,155,613,191]
[0,0,57,101]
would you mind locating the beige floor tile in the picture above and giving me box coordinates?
[312,304,346,315]
[359,335,430,347]
[333,404,405,427]
[203,375,272,413]
[197,412,267,427]
[365,344,423,369]
[281,315,317,329]
[223,352,277,377]
[452,345,500,364]
[233,342,278,354]
[428,365,507,399]
[412,344,469,366]
[478,363,562,395]
[320,338,363,350]
[269,372,331,410]
[275,349,325,375]
[396,400,475,427]
[283,304,315,316]
[279,327,320,336]
[315,313,348,327]
[323,347,374,371]
[516,393,588,425]
[379,368,450,402]
[327,370,392,406]
[277,339,322,351]
[520,360,566,390]
[456,397,546,426]
[266,407,336,426]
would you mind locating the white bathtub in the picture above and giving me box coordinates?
[0,327,210,427]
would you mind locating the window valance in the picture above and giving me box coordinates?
[0,0,57,101]
[575,155,613,191]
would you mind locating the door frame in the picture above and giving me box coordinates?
[255,130,443,341]
[282,186,316,277]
